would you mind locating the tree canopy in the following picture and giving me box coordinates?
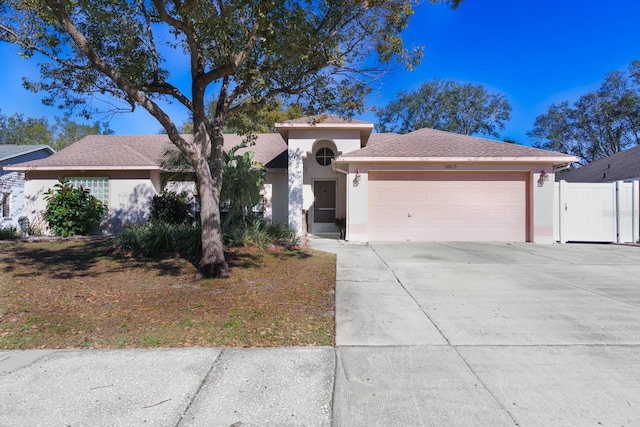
[528,60,640,164]
[375,78,512,137]
[220,98,304,134]
[0,110,111,150]
[1,0,462,277]
[179,97,304,134]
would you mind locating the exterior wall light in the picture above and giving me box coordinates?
[537,170,549,187]
[353,170,361,187]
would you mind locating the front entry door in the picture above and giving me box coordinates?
[313,180,336,233]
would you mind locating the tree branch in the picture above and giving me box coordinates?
[0,24,88,71]
[45,0,192,155]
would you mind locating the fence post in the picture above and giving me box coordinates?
[633,180,639,243]
[615,181,622,243]
[558,180,568,244]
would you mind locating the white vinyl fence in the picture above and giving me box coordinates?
[554,180,640,243]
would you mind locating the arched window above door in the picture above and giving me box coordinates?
[315,147,334,166]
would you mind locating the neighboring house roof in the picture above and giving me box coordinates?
[5,134,288,172]
[0,145,55,164]
[337,128,578,164]
[559,145,640,182]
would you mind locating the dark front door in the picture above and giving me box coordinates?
[313,181,336,229]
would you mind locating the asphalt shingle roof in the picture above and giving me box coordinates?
[340,128,577,160]
[6,127,578,172]
[560,145,640,182]
[8,134,288,170]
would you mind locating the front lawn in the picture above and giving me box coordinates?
[0,240,335,349]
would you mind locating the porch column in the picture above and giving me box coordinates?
[288,146,304,234]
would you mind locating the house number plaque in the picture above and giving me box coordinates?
[444,164,457,169]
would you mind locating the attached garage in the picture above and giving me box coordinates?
[334,127,579,244]
[368,171,529,242]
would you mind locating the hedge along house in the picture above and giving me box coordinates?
[6,115,577,242]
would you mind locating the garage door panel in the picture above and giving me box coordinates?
[368,172,528,242]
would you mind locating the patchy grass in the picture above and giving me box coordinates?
[0,240,335,349]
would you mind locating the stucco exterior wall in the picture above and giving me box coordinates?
[287,129,362,154]
[287,129,360,234]
[23,176,58,235]
[108,173,159,231]
[23,170,159,234]
[531,170,556,243]
[266,171,288,224]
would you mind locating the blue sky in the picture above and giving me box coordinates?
[1,0,640,145]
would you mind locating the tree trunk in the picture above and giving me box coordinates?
[193,153,229,278]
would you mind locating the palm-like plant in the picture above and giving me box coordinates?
[161,144,266,224]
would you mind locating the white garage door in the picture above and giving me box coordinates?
[368,171,528,242]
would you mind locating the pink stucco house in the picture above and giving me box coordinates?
[5,115,577,242]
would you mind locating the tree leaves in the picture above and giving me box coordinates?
[43,178,107,237]
[221,144,267,221]
[528,61,640,164]
[2,0,464,276]
[376,78,512,137]
[0,110,111,149]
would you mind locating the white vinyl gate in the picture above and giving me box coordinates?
[554,180,640,243]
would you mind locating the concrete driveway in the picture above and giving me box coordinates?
[330,241,640,426]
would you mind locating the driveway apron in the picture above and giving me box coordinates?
[329,240,640,426]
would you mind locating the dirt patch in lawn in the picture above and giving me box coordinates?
[0,240,335,349]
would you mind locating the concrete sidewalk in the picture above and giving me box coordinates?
[2,238,640,426]
[1,347,334,426]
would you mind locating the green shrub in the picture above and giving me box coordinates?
[223,220,300,248]
[264,222,300,246]
[112,221,201,257]
[150,190,192,225]
[43,178,107,237]
[0,226,19,240]
[113,218,299,257]
[223,220,269,247]
[221,145,267,220]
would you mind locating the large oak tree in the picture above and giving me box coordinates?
[1,0,461,277]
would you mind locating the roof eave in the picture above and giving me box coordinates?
[335,156,579,164]
[4,165,163,172]
[274,122,374,130]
